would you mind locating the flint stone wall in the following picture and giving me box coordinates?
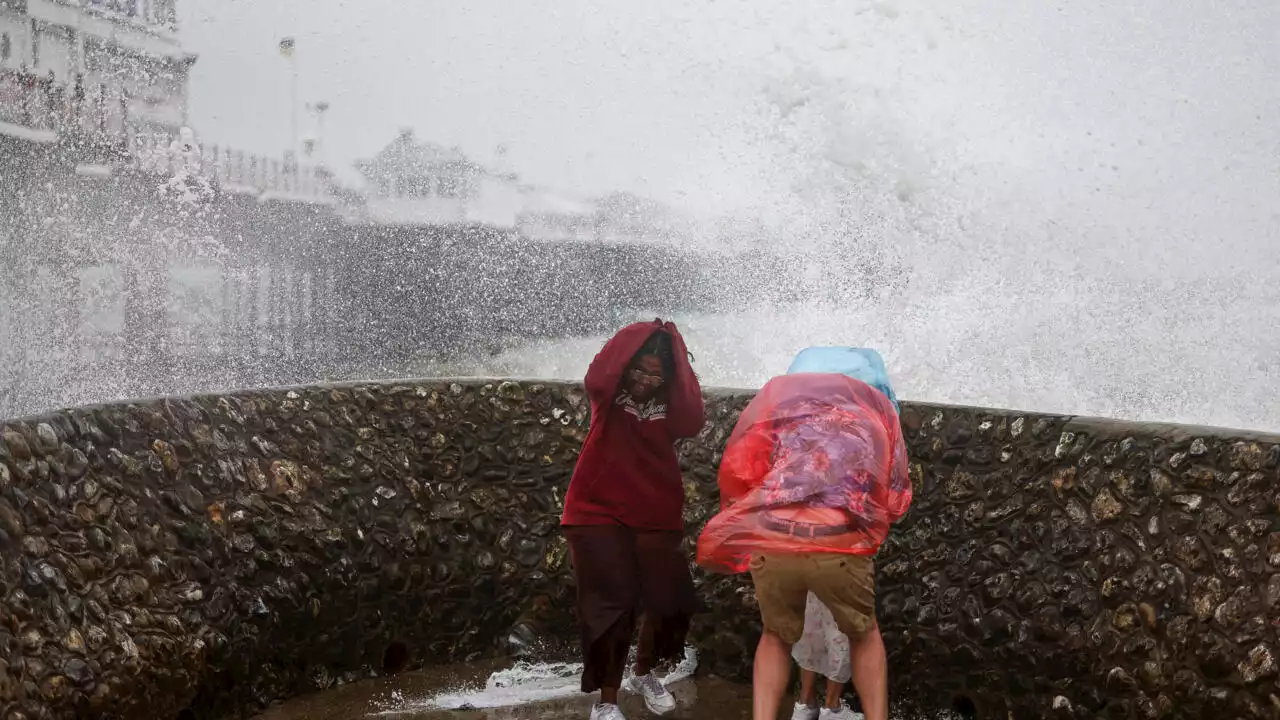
[1,380,1279,719]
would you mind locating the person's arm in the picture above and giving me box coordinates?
[583,320,661,404]
[717,423,773,511]
[884,412,913,522]
[663,322,705,438]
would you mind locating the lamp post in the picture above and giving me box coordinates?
[308,100,330,166]
[278,37,298,157]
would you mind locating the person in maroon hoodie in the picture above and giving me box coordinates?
[561,319,706,720]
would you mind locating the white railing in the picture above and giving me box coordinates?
[127,130,332,201]
[1,68,333,203]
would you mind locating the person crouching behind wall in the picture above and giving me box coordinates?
[697,346,912,720]
[791,591,858,720]
[560,320,706,720]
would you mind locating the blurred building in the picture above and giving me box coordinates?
[352,128,503,226]
[0,2,336,207]
[350,128,597,238]
[0,0,195,143]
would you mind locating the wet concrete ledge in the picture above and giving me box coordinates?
[1,379,1278,719]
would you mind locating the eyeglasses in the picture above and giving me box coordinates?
[630,367,663,384]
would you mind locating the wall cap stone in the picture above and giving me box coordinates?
[6,378,1278,441]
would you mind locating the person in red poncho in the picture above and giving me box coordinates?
[697,347,912,720]
[561,319,705,720]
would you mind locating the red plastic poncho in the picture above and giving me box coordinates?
[696,372,912,574]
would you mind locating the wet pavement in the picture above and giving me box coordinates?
[252,658,763,720]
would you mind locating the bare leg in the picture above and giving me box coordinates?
[848,624,888,720]
[798,668,819,707]
[823,676,844,710]
[601,686,619,705]
[754,631,794,720]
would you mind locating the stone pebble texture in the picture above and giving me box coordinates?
[1,379,1279,719]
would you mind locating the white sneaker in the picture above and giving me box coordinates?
[819,701,864,720]
[590,702,627,720]
[791,701,821,720]
[628,673,678,715]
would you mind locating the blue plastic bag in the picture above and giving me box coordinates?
[786,346,900,412]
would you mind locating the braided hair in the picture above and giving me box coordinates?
[636,331,676,381]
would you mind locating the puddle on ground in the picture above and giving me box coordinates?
[252,648,760,720]
[251,647,959,720]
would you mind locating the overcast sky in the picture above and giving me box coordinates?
[180,0,1280,265]
[180,0,762,199]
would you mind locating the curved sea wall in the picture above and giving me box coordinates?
[0,380,1277,719]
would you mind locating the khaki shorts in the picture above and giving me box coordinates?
[749,553,876,644]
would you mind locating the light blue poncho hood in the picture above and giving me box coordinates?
[786,346,900,413]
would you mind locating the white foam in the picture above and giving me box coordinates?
[404,660,584,712]
[405,0,1280,435]
[374,646,698,715]
[435,286,1280,433]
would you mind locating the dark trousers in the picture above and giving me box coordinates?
[564,524,699,692]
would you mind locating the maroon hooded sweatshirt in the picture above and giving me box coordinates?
[560,320,706,530]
